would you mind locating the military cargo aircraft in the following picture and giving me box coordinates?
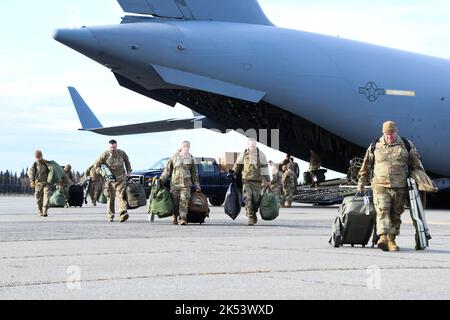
[54,0,450,204]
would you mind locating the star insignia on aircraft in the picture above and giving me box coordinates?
[359,82,386,102]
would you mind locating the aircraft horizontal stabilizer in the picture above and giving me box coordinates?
[67,87,225,136]
[152,64,266,103]
[117,0,273,26]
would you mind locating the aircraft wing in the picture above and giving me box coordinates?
[68,87,225,136]
[117,0,273,25]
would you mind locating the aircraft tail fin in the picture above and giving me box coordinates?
[68,87,103,130]
[117,0,273,26]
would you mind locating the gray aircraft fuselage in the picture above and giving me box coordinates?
[54,18,450,177]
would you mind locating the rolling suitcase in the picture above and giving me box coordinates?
[329,194,377,248]
[68,185,84,207]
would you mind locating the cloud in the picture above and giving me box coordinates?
[259,1,450,59]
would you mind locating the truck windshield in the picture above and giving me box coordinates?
[150,158,169,170]
[201,160,215,173]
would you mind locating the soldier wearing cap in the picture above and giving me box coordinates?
[60,164,75,207]
[94,140,132,223]
[28,150,50,217]
[281,163,297,208]
[85,164,102,206]
[160,141,201,226]
[233,139,271,226]
[357,121,424,252]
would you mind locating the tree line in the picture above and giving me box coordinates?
[0,169,83,195]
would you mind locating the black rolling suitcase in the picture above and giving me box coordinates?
[329,194,377,248]
[69,185,84,207]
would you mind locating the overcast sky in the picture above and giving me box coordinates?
[1,0,449,176]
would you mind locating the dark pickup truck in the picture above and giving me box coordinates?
[131,157,230,206]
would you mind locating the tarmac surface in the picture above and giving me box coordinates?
[0,196,449,300]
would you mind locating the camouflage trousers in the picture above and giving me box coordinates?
[373,186,408,236]
[59,185,70,205]
[170,187,191,220]
[243,181,262,220]
[282,186,294,205]
[35,182,50,214]
[88,180,101,205]
[104,179,128,217]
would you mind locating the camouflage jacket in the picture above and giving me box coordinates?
[358,136,423,188]
[282,171,297,189]
[233,148,270,183]
[309,154,321,171]
[85,165,100,181]
[161,152,199,188]
[28,160,49,184]
[61,171,75,187]
[94,149,132,181]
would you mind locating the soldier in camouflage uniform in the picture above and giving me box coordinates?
[94,140,132,223]
[358,121,423,252]
[28,150,50,217]
[233,139,270,226]
[60,164,75,207]
[282,163,297,208]
[85,164,102,206]
[160,141,201,226]
[270,163,283,207]
[308,149,321,186]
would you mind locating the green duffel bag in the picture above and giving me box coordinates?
[259,188,280,221]
[98,190,107,204]
[47,161,65,185]
[149,180,174,219]
[49,188,65,208]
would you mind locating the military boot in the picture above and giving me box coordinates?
[172,215,179,225]
[377,234,389,252]
[37,207,43,217]
[120,212,129,223]
[92,200,97,207]
[248,215,257,226]
[108,214,115,222]
[180,218,188,226]
[388,235,400,251]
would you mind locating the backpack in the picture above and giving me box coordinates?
[370,136,411,156]
[188,191,210,216]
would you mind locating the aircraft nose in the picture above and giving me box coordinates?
[53,27,100,58]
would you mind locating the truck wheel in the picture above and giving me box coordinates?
[209,195,225,207]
